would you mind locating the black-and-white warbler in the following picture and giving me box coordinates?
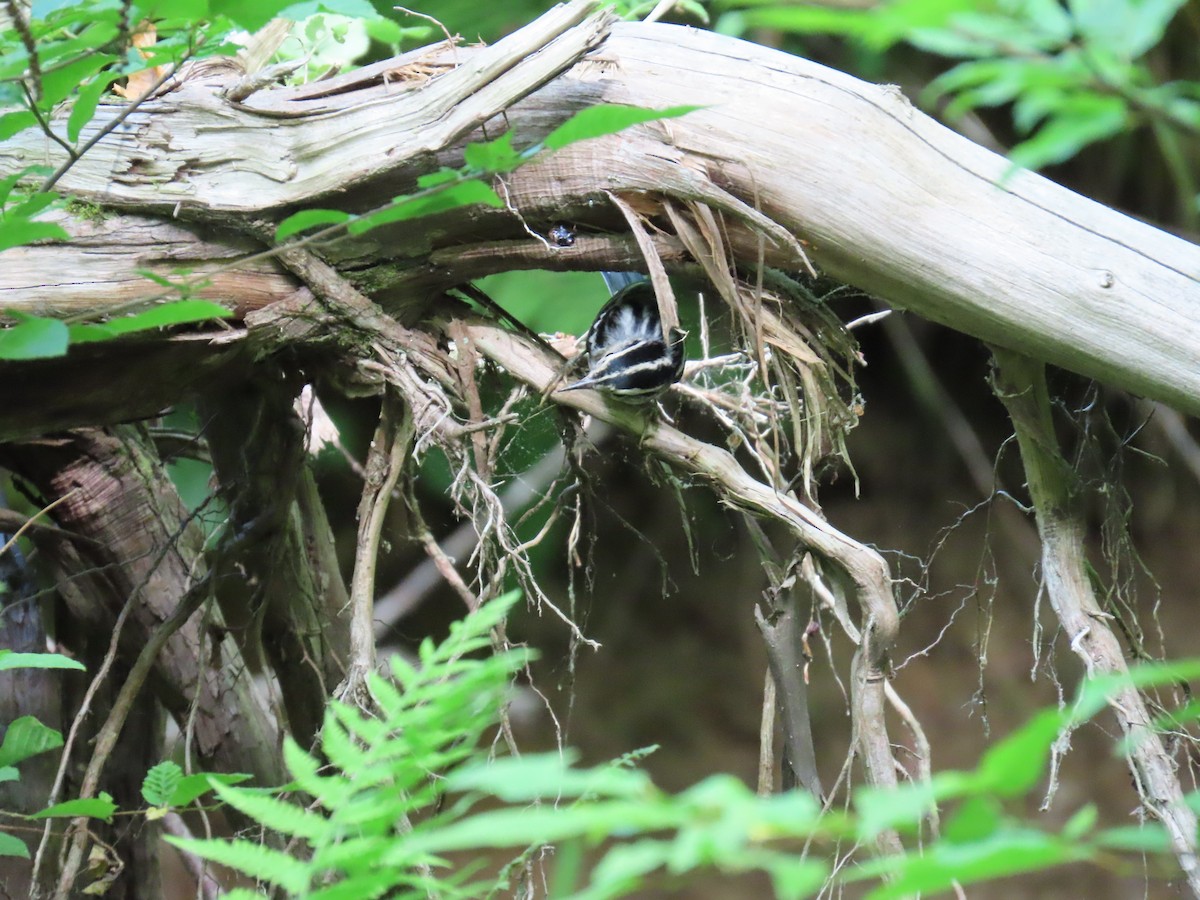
[558,272,686,401]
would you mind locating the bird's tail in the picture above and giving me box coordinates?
[600,271,647,294]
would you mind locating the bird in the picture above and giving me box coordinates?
[557,272,686,401]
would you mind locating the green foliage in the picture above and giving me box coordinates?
[0,301,233,361]
[30,793,116,822]
[0,716,64,769]
[348,179,504,235]
[167,590,538,896]
[140,759,252,810]
[0,650,85,672]
[721,0,1199,173]
[0,194,69,253]
[0,587,1191,891]
[274,209,354,242]
[259,7,430,86]
[160,591,1195,897]
[0,654,241,859]
[0,312,69,360]
[0,0,405,261]
[0,656,75,857]
[541,103,703,151]
[65,299,233,343]
[0,168,68,270]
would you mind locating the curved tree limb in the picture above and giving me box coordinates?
[992,348,1200,894]
[460,318,903,853]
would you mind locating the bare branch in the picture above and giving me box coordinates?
[993,348,1200,892]
[339,392,413,704]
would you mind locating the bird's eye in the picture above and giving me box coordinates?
[548,224,575,247]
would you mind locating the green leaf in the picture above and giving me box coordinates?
[108,299,231,332]
[31,792,116,822]
[67,300,232,344]
[588,839,673,890]
[210,778,334,842]
[922,8,1064,56]
[403,792,683,861]
[306,866,402,900]
[1061,803,1097,841]
[348,180,503,235]
[973,707,1063,796]
[0,715,64,767]
[170,772,253,807]
[854,771,970,840]
[67,71,121,142]
[1072,660,1200,723]
[415,168,462,189]
[365,17,427,45]
[463,132,525,174]
[542,104,703,152]
[0,168,52,207]
[63,324,116,344]
[447,752,653,802]
[864,828,1083,898]
[1010,95,1129,169]
[765,857,828,900]
[165,836,310,893]
[0,219,70,254]
[283,736,351,809]
[0,50,31,85]
[7,191,60,221]
[40,53,118,109]
[942,795,1002,844]
[0,110,38,142]
[0,832,30,859]
[130,0,212,25]
[0,650,85,672]
[740,0,981,51]
[131,269,184,290]
[275,208,352,242]
[142,761,183,807]
[930,57,1063,119]
[309,0,379,16]
[0,314,69,362]
[0,767,19,783]
[35,21,119,68]
[1069,0,1187,59]
[738,6,886,44]
[1093,823,1171,852]
[319,712,369,775]
[209,0,297,31]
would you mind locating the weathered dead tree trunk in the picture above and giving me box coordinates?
[1,3,1197,423]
